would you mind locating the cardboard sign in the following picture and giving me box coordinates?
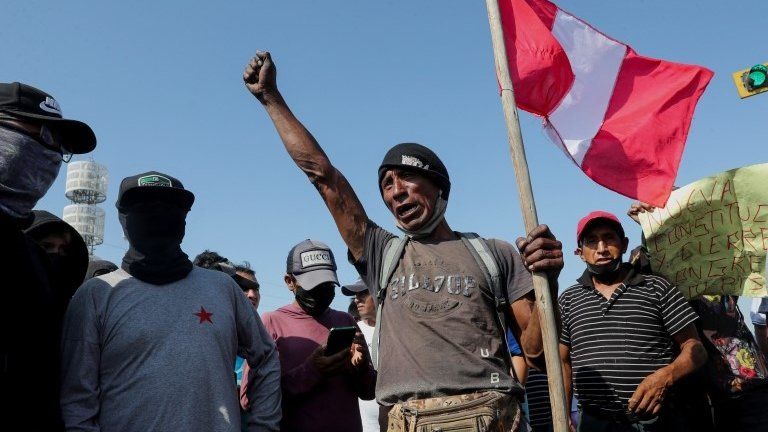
[639,163,768,298]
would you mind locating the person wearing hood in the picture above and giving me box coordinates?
[244,51,563,430]
[558,211,706,431]
[241,239,376,432]
[60,171,281,432]
[0,82,96,430]
[24,210,89,314]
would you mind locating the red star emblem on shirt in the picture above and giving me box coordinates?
[194,306,213,324]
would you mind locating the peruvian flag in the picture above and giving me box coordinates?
[499,0,713,207]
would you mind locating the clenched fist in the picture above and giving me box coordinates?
[243,50,278,103]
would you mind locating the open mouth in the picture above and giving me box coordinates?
[395,203,419,220]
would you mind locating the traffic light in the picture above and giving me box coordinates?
[733,62,768,98]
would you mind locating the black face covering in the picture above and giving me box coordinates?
[295,283,336,317]
[587,257,623,282]
[120,202,192,285]
[46,253,83,308]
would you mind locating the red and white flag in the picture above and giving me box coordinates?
[499,0,713,207]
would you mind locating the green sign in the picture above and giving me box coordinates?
[639,163,768,298]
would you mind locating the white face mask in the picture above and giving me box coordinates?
[0,127,61,219]
[395,193,448,239]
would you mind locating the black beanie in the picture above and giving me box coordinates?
[378,143,451,199]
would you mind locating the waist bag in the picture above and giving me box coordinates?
[387,391,521,432]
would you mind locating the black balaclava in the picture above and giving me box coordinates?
[119,201,192,285]
[295,283,335,317]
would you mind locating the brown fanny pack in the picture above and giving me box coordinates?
[387,391,520,432]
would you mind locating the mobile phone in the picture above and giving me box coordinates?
[324,326,357,355]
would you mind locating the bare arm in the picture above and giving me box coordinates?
[243,51,368,259]
[511,355,529,385]
[513,225,564,370]
[627,323,706,417]
[560,343,575,431]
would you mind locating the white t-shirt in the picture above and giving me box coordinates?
[357,320,379,432]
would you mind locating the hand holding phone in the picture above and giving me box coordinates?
[324,326,357,356]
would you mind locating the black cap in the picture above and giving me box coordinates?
[378,143,451,199]
[341,278,368,296]
[116,171,195,211]
[0,82,96,154]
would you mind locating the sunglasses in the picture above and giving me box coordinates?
[214,261,260,292]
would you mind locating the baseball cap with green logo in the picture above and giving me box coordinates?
[116,171,195,211]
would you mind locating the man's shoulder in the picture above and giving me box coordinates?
[559,282,588,302]
[326,308,357,325]
[638,273,674,288]
[483,237,516,254]
[355,220,397,262]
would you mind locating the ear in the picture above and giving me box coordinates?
[284,274,298,292]
[621,237,629,254]
[576,247,587,263]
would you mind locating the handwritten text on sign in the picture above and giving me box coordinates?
[639,163,768,299]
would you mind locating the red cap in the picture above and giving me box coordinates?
[576,211,624,243]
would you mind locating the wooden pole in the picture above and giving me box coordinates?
[484,1,569,431]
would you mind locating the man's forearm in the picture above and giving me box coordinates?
[521,303,545,369]
[521,283,561,370]
[261,91,333,182]
[663,339,707,384]
[563,363,573,413]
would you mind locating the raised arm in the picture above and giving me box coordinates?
[243,51,368,259]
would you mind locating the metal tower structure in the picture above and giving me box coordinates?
[63,160,108,257]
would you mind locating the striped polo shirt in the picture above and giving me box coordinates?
[559,265,698,416]
[525,369,552,431]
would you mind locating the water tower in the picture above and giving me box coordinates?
[63,160,108,256]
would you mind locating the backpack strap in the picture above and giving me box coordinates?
[458,232,513,367]
[371,236,409,369]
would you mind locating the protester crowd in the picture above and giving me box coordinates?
[1,50,766,432]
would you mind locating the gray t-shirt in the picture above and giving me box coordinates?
[60,267,282,432]
[350,222,532,405]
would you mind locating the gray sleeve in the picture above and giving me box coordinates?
[488,239,534,303]
[235,285,282,432]
[60,281,103,432]
[348,220,396,302]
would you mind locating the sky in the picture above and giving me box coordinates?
[4,1,766,318]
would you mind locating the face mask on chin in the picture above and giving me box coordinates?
[0,127,61,219]
[395,193,448,239]
[586,257,623,281]
[295,283,336,317]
